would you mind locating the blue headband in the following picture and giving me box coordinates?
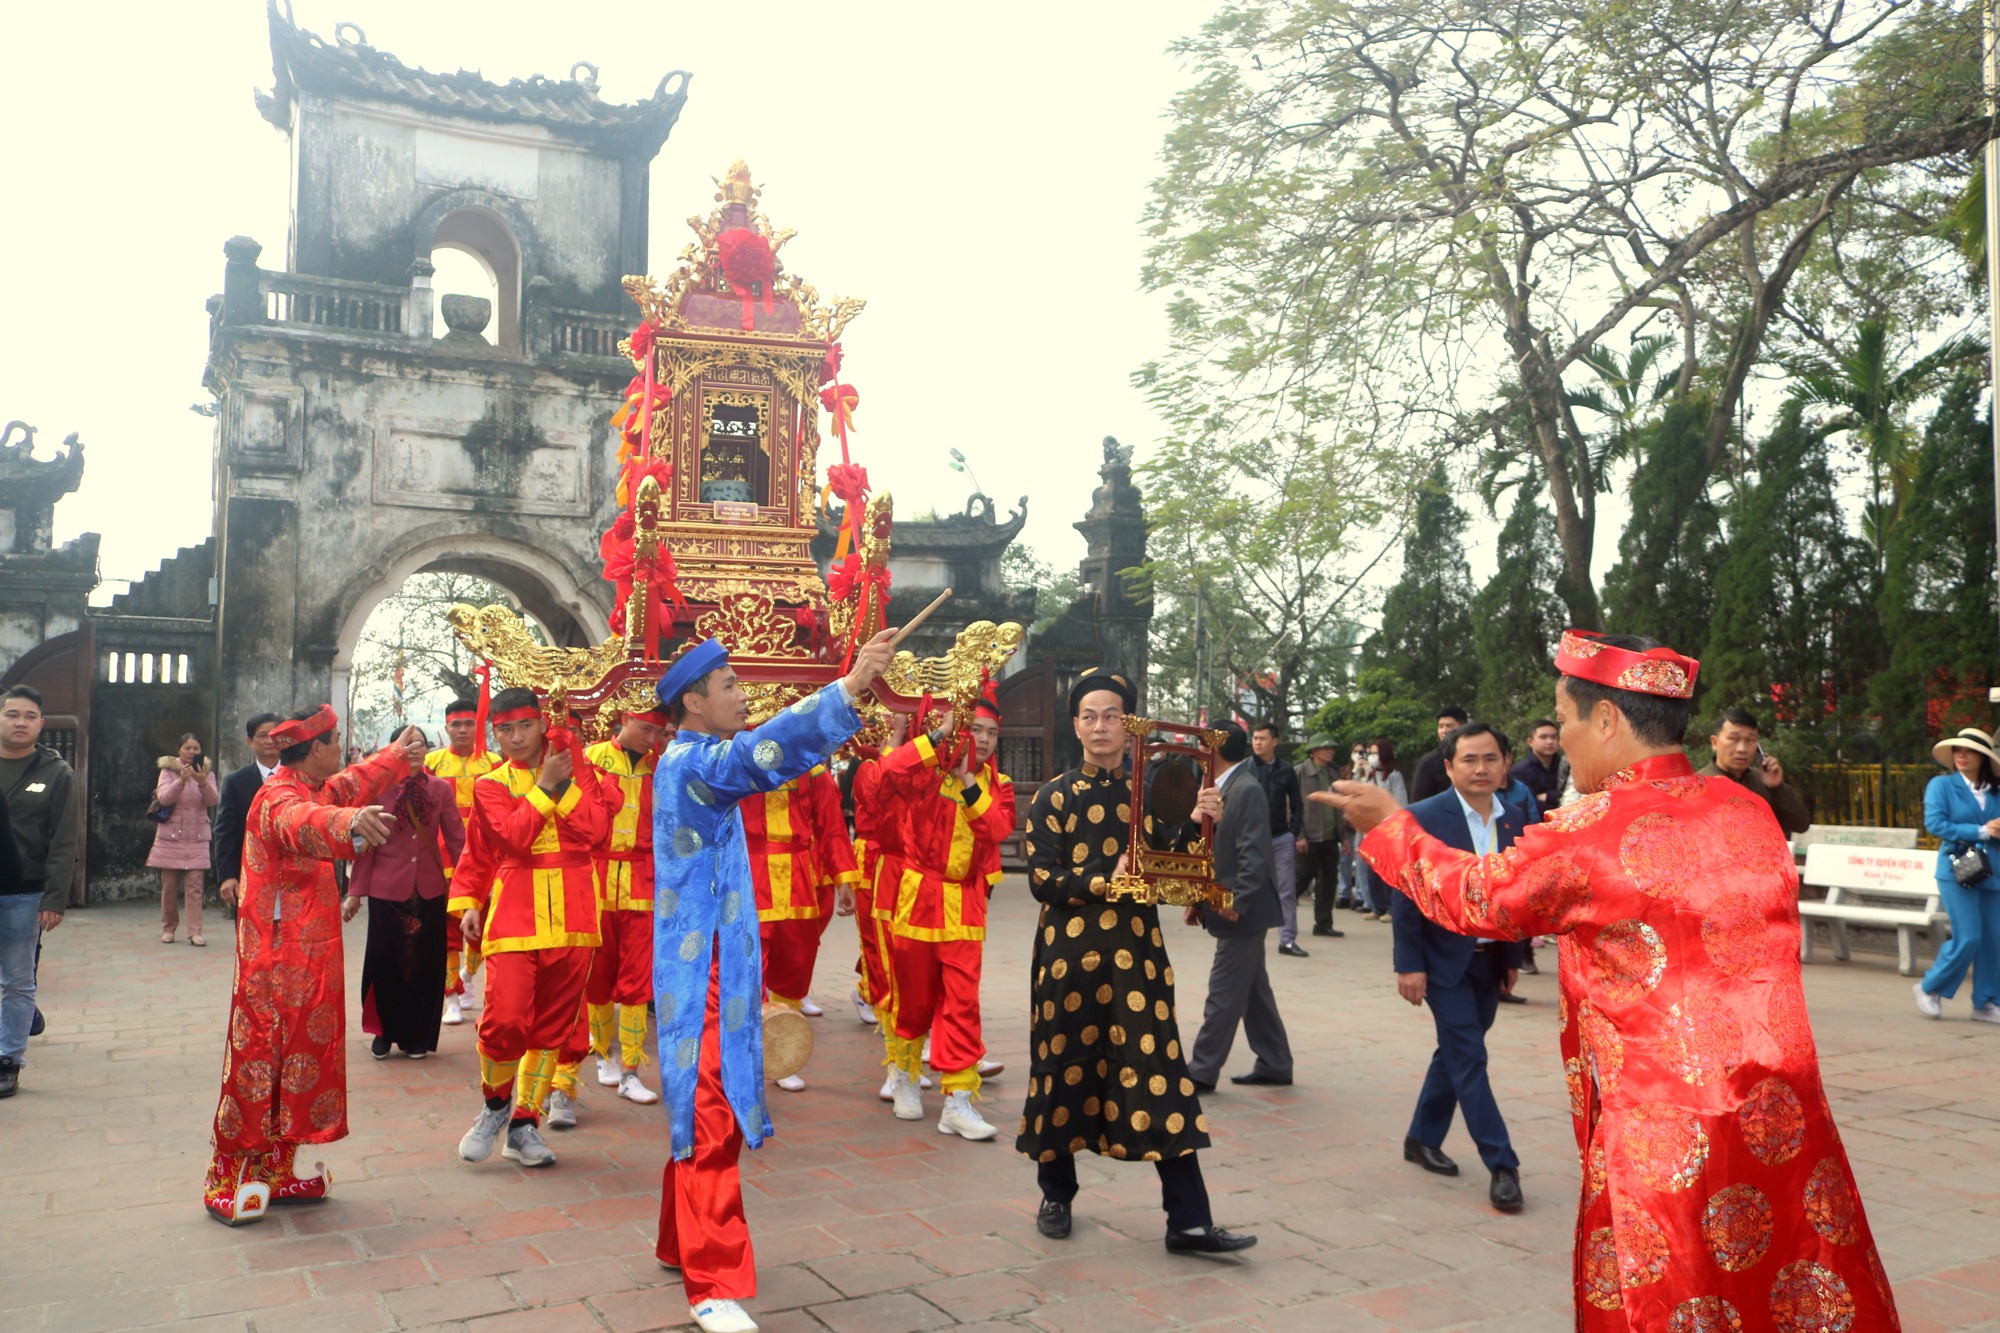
[657,638,730,712]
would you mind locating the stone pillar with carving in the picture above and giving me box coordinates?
[1072,435,1152,709]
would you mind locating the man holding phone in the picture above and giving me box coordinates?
[1700,708,1811,836]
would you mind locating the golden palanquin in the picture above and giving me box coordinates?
[448,160,1019,733]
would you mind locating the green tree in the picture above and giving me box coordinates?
[1700,403,1874,733]
[1783,316,1985,568]
[1000,543,1083,636]
[1361,462,1479,714]
[1472,486,1565,732]
[1305,666,1436,783]
[1144,0,1994,627]
[347,571,550,745]
[1870,370,1998,758]
[1601,400,1723,653]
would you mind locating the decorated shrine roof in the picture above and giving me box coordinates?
[257,3,689,154]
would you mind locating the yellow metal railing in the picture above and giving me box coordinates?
[1804,764,1939,846]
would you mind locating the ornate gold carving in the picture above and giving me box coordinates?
[696,593,799,658]
[877,620,1024,713]
[742,681,805,727]
[445,604,626,694]
[1122,715,1158,738]
[1200,729,1228,751]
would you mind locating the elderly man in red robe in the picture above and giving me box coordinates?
[1314,631,1900,1332]
[203,705,417,1226]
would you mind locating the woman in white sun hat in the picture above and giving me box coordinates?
[1913,727,2000,1023]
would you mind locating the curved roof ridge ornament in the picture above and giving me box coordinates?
[334,21,367,48]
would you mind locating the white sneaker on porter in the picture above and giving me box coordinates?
[937,1089,998,1141]
[597,1053,624,1087]
[689,1298,758,1333]
[888,1067,923,1121]
[442,997,463,1026]
[775,1074,806,1092]
[799,996,824,1017]
[618,1070,659,1103]
[544,1089,577,1129]
[853,988,876,1025]
[458,1104,511,1162]
[502,1120,556,1167]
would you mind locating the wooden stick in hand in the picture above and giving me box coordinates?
[889,587,953,649]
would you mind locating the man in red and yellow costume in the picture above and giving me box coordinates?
[742,749,859,1091]
[203,705,415,1225]
[426,697,501,1025]
[849,714,909,1035]
[568,705,667,1108]
[453,687,608,1169]
[1315,631,1899,1331]
[877,688,1014,1140]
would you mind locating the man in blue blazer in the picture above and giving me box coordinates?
[1390,721,1524,1213]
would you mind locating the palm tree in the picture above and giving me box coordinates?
[1783,317,1986,568]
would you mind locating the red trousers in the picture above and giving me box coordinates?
[477,946,591,1096]
[586,908,653,1007]
[759,917,821,1005]
[656,958,754,1305]
[854,873,894,1009]
[444,912,466,997]
[890,935,983,1075]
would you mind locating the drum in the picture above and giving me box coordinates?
[762,1002,813,1081]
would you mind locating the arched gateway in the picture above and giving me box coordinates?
[203,11,688,740]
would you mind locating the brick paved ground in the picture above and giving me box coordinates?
[3,889,1997,1332]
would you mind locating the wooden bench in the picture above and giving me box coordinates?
[1796,843,1946,977]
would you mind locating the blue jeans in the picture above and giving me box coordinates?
[1361,862,1392,915]
[0,893,43,1064]
[1270,834,1300,946]
[1922,877,2000,1010]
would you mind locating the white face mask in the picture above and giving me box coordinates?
[1367,754,1381,773]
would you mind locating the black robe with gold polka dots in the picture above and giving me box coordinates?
[1014,762,1211,1164]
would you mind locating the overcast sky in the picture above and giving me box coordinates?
[5,1,1239,593]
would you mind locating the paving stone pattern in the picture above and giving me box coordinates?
[3,889,1997,1331]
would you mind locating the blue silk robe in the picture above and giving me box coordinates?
[652,682,860,1158]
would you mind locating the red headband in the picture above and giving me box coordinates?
[270,704,337,748]
[625,707,670,725]
[444,704,477,719]
[1555,630,1699,700]
[490,705,542,725]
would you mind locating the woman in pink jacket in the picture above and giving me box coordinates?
[343,728,465,1058]
[150,733,220,945]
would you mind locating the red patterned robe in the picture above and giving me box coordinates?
[204,747,408,1210]
[1361,753,1899,1333]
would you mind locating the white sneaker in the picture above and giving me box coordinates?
[878,1068,932,1100]
[545,1089,577,1129]
[442,997,463,1026]
[459,1104,511,1162]
[888,1067,923,1121]
[921,1037,931,1065]
[1973,1003,2000,1025]
[618,1070,660,1103]
[689,1298,759,1333]
[596,1053,624,1087]
[502,1120,555,1167]
[775,1074,806,1092]
[853,989,876,1025]
[937,1089,998,1141]
[921,1072,933,1090]
[459,977,480,1011]
[799,996,824,1017]
[977,1058,1005,1078]
[1914,982,1944,1019]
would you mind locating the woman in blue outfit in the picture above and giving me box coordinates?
[1914,727,2000,1023]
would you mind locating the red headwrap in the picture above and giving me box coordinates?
[444,701,477,720]
[975,674,1001,723]
[624,706,670,726]
[490,703,542,725]
[270,704,337,749]
[1554,630,1699,700]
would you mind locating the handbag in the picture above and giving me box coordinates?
[145,797,173,824]
[1950,842,1992,887]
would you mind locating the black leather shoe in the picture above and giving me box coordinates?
[1036,1198,1072,1239]
[1230,1071,1292,1087]
[1277,941,1310,958]
[1490,1167,1523,1212]
[1165,1226,1258,1255]
[1311,926,1345,938]
[1189,1078,1216,1094]
[1497,992,1528,1005]
[371,1035,392,1059]
[1403,1137,1458,1176]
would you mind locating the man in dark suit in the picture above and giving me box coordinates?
[1187,724,1293,1091]
[212,712,282,920]
[1407,705,1469,803]
[1392,720,1524,1213]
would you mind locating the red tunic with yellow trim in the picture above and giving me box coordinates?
[584,739,656,909]
[424,747,500,885]
[852,755,910,918]
[742,765,859,924]
[211,747,409,1155]
[461,758,610,954]
[878,735,1015,942]
[1361,753,1898,1332]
